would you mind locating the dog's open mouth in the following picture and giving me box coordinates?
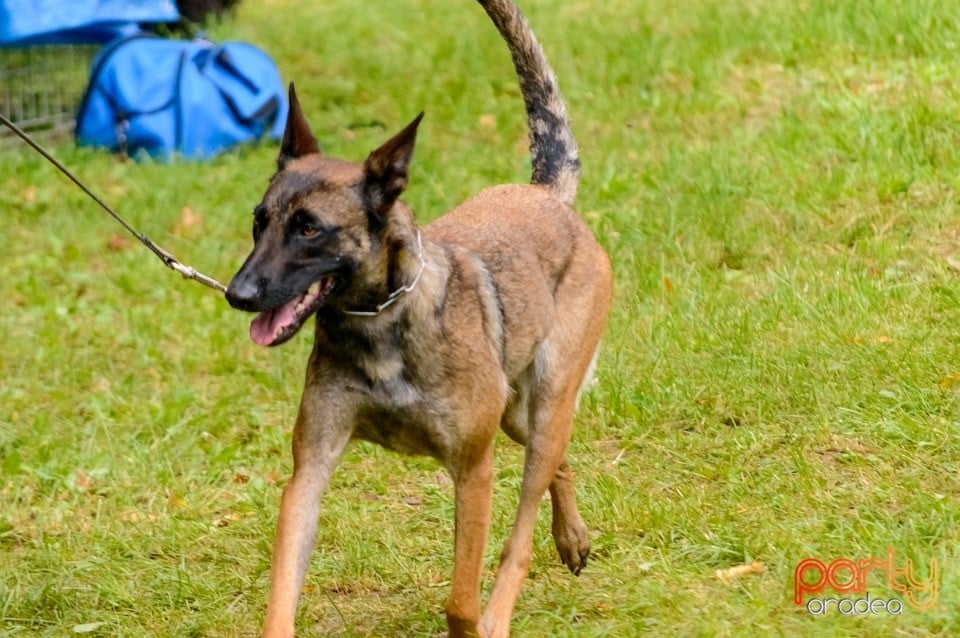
[249,276,336,347]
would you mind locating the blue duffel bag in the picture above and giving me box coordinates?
[76,32,288,160]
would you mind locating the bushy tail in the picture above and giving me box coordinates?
[477,0,580,205]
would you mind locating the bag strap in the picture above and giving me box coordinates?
[198,43,281,125]
[76,31,158,122]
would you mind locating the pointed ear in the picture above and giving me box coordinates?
[361,112,424,220]
[278,82,320,170]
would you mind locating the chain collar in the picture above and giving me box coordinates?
[342,230,425,317]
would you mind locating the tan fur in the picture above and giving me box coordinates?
[226,3,612,637]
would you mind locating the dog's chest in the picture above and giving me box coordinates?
[352,376,454,459]
[330,341,454,459]
[317,315,458,459]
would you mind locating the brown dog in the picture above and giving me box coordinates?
[225,1,611,636]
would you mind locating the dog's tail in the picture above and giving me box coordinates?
[478,0,580,205]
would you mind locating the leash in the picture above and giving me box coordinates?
[0,113,227,294]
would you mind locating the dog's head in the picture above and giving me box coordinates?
[226,83,423,346]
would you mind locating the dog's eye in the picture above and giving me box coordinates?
[292,209,324,238]
[252,206,268,241]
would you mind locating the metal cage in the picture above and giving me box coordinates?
[0,44,98,140]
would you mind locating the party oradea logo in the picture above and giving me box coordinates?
[794,547,938,615]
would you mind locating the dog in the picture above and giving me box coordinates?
[225,1,612,636]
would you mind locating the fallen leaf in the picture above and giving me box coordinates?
[73,622,106,634]
[715,561,764,585]
[74,471,93,492]
[174,206,203,235]
[663,276,675,294]
[212,511,241,527]
[612,448,626,465]
[844,335,893,344]
[106,235,131,251]
[119,511,158,523]
[264,471,283,485]
[939,373,960,390]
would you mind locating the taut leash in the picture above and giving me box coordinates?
[0,113,227,294]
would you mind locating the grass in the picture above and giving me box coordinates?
[2,0,960,635]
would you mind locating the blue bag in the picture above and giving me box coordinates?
[0,0,179,46]
[76,33,288,160]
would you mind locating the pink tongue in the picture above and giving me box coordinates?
[249,298,299,346]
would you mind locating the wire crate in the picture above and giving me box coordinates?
[1,44,98,140]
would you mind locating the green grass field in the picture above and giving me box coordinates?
[2,0,959,635]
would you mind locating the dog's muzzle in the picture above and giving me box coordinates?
[225,272,267,312]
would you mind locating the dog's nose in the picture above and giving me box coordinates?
[225,274,265,311]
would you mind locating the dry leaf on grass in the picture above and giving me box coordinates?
[715,561,764,585]
[74,471,93,492]
[106,235,131,251]
[212,511,242,527]
[940,373,960,389]
[119,510,159,523]
[73,622,106,634]
[173,206,203,235]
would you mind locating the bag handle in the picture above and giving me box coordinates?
[197,43,281,125]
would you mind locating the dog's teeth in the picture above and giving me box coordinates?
[308,281,321,297]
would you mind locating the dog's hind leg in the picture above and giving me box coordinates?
[482,242,611,638]
[550,346,600,576]
[548,458,591,575]
[482,353,591,638]
[480,312,609,638]
[501,378,591,576]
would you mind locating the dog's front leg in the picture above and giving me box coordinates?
[262,395,354,638]
[445,439,495,638]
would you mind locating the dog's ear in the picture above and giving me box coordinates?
[278,82,320,170]
[361,112,424,221]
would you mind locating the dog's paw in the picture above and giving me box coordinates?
[552,516,590,576]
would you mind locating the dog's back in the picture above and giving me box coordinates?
[428,0,610,384]
[428,184,605,383]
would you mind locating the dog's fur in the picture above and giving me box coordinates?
[225,1,612,636]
